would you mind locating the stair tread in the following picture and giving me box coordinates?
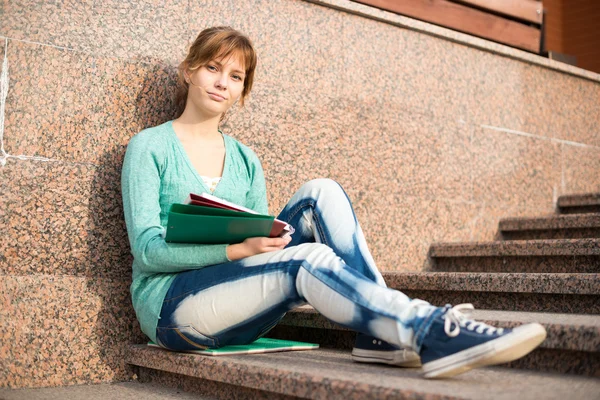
[382,272,599,294]
[558,193,600,208]
[280,306,600,351]
[127,345,600,399]
[499,214,600,232]
[429,238,600,257]
[0,382,211,400]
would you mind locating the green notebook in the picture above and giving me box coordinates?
[164,203,275,244]
[147,337,319,356]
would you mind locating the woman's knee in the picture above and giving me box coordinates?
[296,178,347,202]
[301,178,343,192]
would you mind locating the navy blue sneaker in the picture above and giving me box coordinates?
[352,333,421,367]
[420,304,547,379]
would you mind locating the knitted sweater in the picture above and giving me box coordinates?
[121,120,269,342]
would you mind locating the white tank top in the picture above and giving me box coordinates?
[200,175,221,193]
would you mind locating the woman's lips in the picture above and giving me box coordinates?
[207,92,227,102]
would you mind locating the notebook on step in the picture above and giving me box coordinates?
[147,337,319,356]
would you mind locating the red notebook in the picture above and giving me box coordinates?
[185,192,295,239]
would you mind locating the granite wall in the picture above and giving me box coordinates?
[1,0,599,389]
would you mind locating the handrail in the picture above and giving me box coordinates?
[352,0,543,53]
[452,0,543,24]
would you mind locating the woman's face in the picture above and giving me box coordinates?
[185,54,246,118]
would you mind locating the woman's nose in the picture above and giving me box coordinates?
[215,75,227,89]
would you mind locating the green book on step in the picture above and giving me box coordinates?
[147,337,319,356]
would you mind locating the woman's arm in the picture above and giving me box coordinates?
[244,152,269,215]
[121,133,230,274]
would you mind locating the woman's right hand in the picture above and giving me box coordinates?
[226,236,292,261]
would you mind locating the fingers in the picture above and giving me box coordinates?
[244,236,292,255]
[263,238,290,253]
[262,238,289,251]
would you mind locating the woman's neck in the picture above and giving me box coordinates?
[173,109,222,142]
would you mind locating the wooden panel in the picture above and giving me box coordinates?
[353,0,541,52]
[452,0,543,24]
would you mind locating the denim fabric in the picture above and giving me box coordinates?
[156,179,437,352]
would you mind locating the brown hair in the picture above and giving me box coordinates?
[175,26,257,118]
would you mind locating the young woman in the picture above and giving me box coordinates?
[121,26,546,379]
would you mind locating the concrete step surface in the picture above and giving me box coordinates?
[429,238,600,258]
[0,381,215,400]
[384,272,599,296]
[382,272,599,314]
[126,345,600,399]
[557,193,600,214]
[498,213,600,240]
[268,306,600,377]
[427,239,600,273]
[276,306,600,353]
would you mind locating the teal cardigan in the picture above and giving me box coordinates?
[121,121,269,342]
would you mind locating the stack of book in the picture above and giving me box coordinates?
[164,193,294,244]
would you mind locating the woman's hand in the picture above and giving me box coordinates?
[226,236,292,261]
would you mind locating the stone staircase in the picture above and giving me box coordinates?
[125,193,600,399]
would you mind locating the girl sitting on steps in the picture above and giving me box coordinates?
[121,26,546,379]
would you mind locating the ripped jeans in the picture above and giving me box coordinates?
[156,179,437,352]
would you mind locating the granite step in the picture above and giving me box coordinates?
[498,214,600,240]
[268,306,600,377]
[381,272,599,314]
[427,239,600,273]
[126,345,600,399]
[557,193,600,214]
[0,381,213,400]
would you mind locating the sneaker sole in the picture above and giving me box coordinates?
[422,323,547,379]
[352,348,422,367]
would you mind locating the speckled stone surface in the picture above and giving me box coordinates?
[558,193,600,214]
[560,206,600,215]
[429,238,600,257]
[499,214,600,240]
[561,146,600,195]
[0,1,188,65]
[559,193,600,208]
[268,325,356,350]
[136,367,299,400]
[307,0,600,83]
[2,40,179,166]
[269,308,600,376]
[275,306,600,352]
[503,348,599,377]
[385,272,599,295]
[0,1,91,52]
[385,272,600,313]
[470,127,561,209]
[0,158,132,279]
[428,255,600,273]
[500,214,600,232]
[127,346,600,399]
[0,275,145,389]
[466,61,600,148]
[402,290,598,314]
[2,0,600,391]
[0,381,213,400]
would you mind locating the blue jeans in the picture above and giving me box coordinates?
[156,179,437,352]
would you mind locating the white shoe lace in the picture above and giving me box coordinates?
[443,304,505,338]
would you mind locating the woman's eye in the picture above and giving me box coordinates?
[232,75,243,81]
[207,65,217,71]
